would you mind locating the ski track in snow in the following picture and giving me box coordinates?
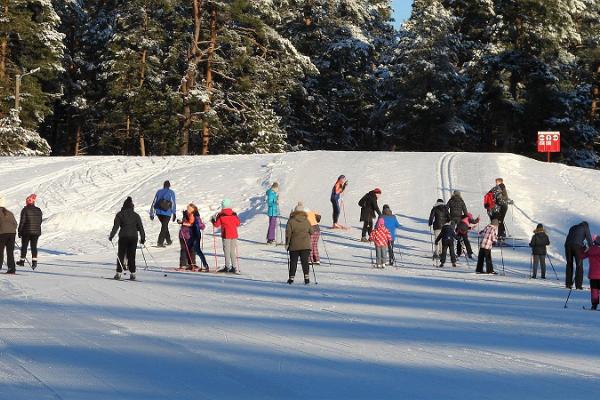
[0,152,600,399]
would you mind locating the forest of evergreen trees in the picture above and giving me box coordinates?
[1,1,599,166]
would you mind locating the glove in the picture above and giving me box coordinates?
[211,216,217,223]
[18,233,21,239]
[508,199,514,205]
[150,215,154,221]
[140,239,145,245]
[108,236,113,242]
[172,214,176,222]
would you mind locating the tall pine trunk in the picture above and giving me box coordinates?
[138,3,149,156]
[0,0,9,82]
[201,2,217,155]
[591,64,600,120]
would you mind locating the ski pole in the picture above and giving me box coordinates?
[500,244,505,276]
[142,244,165,274]
[370,247,374,267]
[140,244,149,271]
[529,254,533,279]
[547,254,559,280]
[235,240,241,273]
[111,241,127,273]
[14,243,33,269]
[429,227,436,268]
[564,287,573,308]
[341,198,348,227]
[311,262,318,285]
[320,233,333,267]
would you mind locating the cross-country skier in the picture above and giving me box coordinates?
[456,213,480,259]
[109,197,146,280]
[331,175,348,229]
[178,204,208,271]
[149,181,176,247]
[304,205,322,265]
[286,203,313,284]
[435,221,458,268]
[211,198,241,273]
[358,188,382,242]
[17,194,42,270]
[476,219,499,275]
[447,190,468,224]
[582,236,600,310]
[529,223,550,279]
[0,196,18,275]
[266,182,279,244]
[370,217,392,268]
[428,199,450,259]
[564,221,593,290]
[382,205,401,266]
[488,178,511,240]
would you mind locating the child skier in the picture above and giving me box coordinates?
[266,182,279,244]
[109,197,145,280]
[582,236,600,310]
[304,206,322,265]
[435,221,458,268]
[456,213,480,260]
[178,204,209,271]
[428,198,450,259]
[529,223,550,279]
[17,194,43,270]
[476,219,499,275]
[211,198,241,273]
[382,205,401,266]
[370,218,392,268]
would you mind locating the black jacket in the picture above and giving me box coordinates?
[429,202,450,230]
[109,206,145,243]
[435,224,458,244]
[18,205,42,237]
[447,195,467,220]
[529,231,550,255]
[491,184,509,207]
[565,222,592,247]
[358,191,381,222]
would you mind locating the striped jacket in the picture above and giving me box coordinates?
[370,225,392,247]
[480,225,498,250]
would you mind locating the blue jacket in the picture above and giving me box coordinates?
[150,188,176,217]
[382,215,401,242]
[266,189,279,217]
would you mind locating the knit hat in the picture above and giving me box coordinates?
[536,223,544,230]
[0,196,5,208]
[271,182,279,189]
[221,198,232,209]
[453,190,461,196]
[123,196,134,209]
[373,188,382,194]
[338,175,346,181]
[26,194,37,205]
[491,219,499,227]
[295,204,305,213]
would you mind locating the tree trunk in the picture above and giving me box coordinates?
[591,64,600,120]
[74,125,82,156]
[139,131,146,156]
[201,2,217,155]
[0,0,8,82]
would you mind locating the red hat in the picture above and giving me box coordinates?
[26,194,37,205]
[374,188,382,194]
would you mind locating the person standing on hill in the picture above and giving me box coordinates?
[456,213,479,260]
[0,196,18,274]
[582,236,600,310]
[266,183,279,245]
[476,219,499,275]
[489,178,511,240]
[17,194,42,270]
[428,199,450,260]
[286,203,313,284]
[304,206,322,265]
[331,175,348,229]
[447,190,468,225]
[435,221,458,268]
[529,223,550,279]
[211,198,241,274]
[370,217,392,268]
[564,221,592,290]
[109,197,146,281]
[382,205,401,266]
[150,181,176,247]
[358,188,382,242]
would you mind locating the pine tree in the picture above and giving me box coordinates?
[0,109,50,155]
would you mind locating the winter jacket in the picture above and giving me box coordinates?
[370,224,392,247]
[150,188,177,217]
[382,215,401,242]
[266,189,279,217]
[212,209,240,239]
[358,191,381,222]
[582,246,600,279]
[109,205,145,242]
[491,184,509,207]
[480,224,498,250]
[286,211,313,251]
[306,211,321,227]
[435,224,458,245]
[565,222,593,247]
[447,195,467,221]
[529,229,550,256]
[0,208,17,235]
[180,210,205,242]
[457,214,479,235]
[18,204,42,237]
[330,179,347,202]
[428,201,450,230]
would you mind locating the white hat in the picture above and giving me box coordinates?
[0,196,5,208]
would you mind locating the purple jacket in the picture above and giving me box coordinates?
[582,246,600,280]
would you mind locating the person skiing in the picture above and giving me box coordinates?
[190,206,209,272]
[304,206,322,265]
[488,178,511,240]
[331,175,348,229]
[456,213,480,260]
[370,218,392,269]
[476,219,499,275]
[17,194,42,270]
[529,223,550,279]
[178,204,208,271]
[435,221,458,268]
[564,221,592,290]
[0,196,18,275]
[211,198,241,273]
[358,188,382,242]
[286,203,313,284]
[382,205,401,266]
[582,236,600,310]
[428,198,450,259]
[109,197,146,280]
[149,180,176,247]
[447,190,468,224]
[266,182,279,244]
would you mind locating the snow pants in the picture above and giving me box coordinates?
[440,240,456,266]
[179,237,196,268]
[388,240,395,265]
[375,245,387,266]
[331,198,341,225]
[223,238,238,268]
[433,229,442,256]
[267,216,278,242]
[590,279,600,308]
[565,243,584,289]
[532,255,546,279]
[157,215,172,246]
[117,237,137,273]
[476,248,494,274]
[0,233,16,273]
[289,249,310,279]
[20,235,39,260]
[456,233,472,257]
[362,218,374,239]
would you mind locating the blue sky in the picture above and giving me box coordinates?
[391,0,413,28]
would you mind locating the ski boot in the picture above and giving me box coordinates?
[130,273,136,281]
[114,272,121,280]
[31,259,37,270]
[217,266,229,273]
[16,259,25,267]
[287,278,294,285]
[229,266,237,274]
[304,275,310,285]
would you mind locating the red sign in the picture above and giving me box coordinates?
[537,132,560,153]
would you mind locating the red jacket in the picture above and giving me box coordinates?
[370,225,392,247]
[212,209,240,239]
[582,246,600,279]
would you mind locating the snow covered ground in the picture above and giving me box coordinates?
[0,152,599,399]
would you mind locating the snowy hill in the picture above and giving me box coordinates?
[1,152,599,399]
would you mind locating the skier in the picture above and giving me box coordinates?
[17,194,42,270]
[149,180,176,247]
[488,178,511,240]
[428,198,450,259]
[331,175,348,229]
[447,190,468,224]
[476,219,499,275]
[370,217,392,269]
[109,197,146,280]
[358,188,382,242]
[582,236,600,310]
[0,196,18,274]
[529,223,550,279]
[304,206,322,265]
[456,213,480,259]
[564,221,592,290]
[266,182,279,244]
[178,204,203,270]
[190,207,209,272]
[286,203,313,284]
[435,221,458,268]
[211,198,241,273]
[382,205,401,266]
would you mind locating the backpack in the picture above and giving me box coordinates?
[157,198,172,212]
[483,192,495,210]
